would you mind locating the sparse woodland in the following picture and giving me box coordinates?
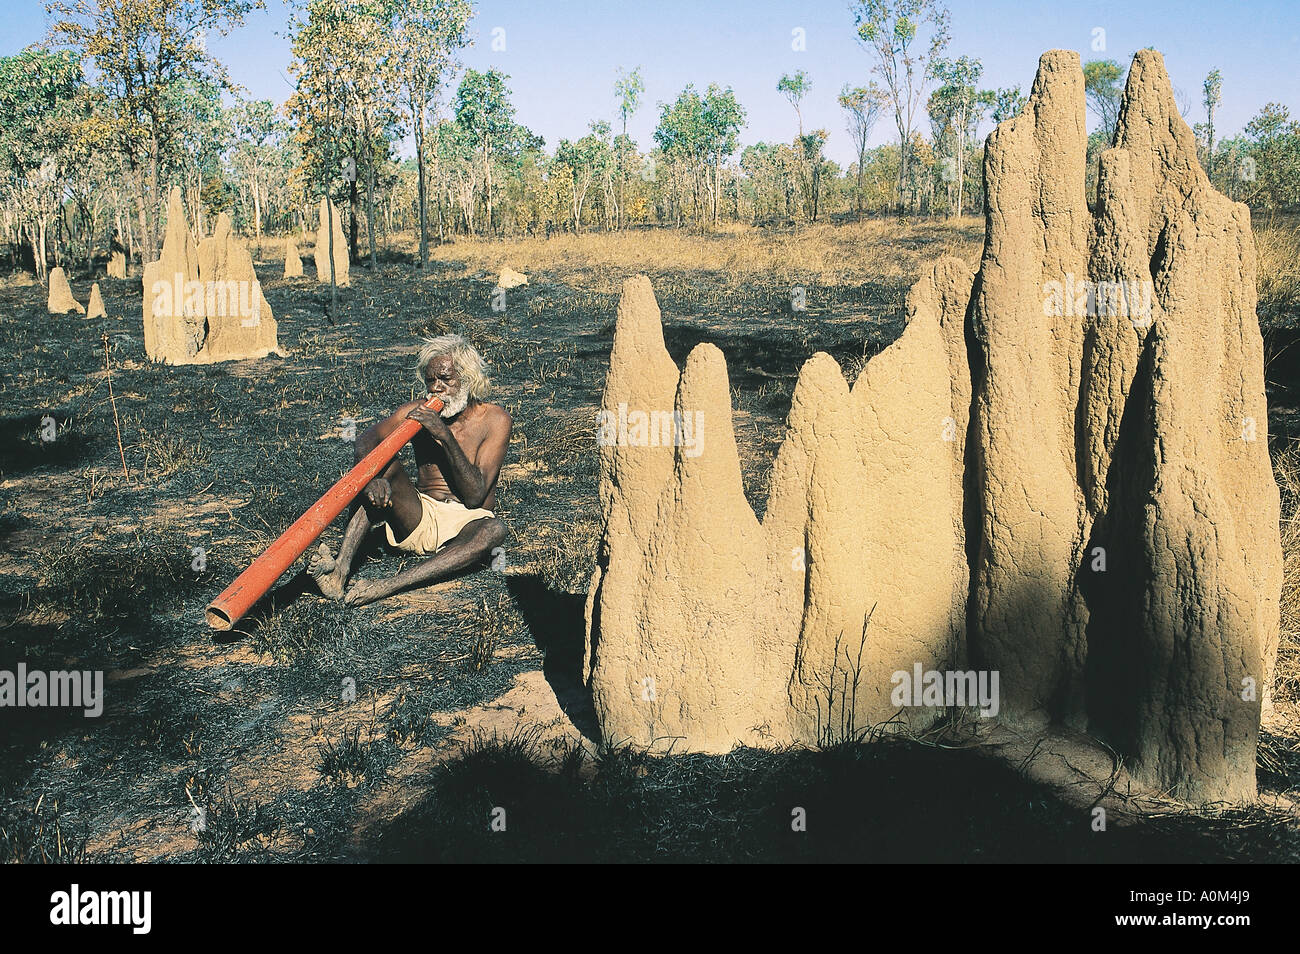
[4,0,1299,278]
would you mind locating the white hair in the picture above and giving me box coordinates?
[415,334,490,401]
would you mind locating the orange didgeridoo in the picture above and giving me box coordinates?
[205,394,444,630]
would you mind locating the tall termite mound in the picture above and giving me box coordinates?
[585,261,971,751]
[967,49,1280,802]
[47,267,84,315]
[314,198,349,287]
[142,187,280,364]
[585,50,1281,804]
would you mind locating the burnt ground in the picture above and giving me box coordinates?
[0,225,1298,863]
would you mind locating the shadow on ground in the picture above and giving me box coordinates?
[365,733,1298,863]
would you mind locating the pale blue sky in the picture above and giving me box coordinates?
[9,0,1300,166]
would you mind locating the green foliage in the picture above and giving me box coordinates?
[287,0,402,224]
[0,49,83,177]
[614,65,644,133]
[390,0,473,256]
[653,82,746,225]
[555,123,612,230]
[1083,58,1124,139]
[47,0,262,254]
[455,68,517,154]
[990,86,1025,123]
[777,70,811,134]
[1201,68,1223,176]
[927,56,991,216]
[1240,103,1300,209]
[851,0,952,213]
[7,0,1298,262]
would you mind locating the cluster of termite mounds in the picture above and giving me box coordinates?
[46,267,107,319]
[137,189,348,363]
[584,50,1282,804]
[141,186,281,365]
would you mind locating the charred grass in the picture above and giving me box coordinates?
[0,220,1296,862]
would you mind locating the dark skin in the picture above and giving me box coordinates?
[309,354,512,606]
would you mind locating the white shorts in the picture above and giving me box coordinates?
[384,491,495,556]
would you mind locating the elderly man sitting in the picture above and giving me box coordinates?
[309,334,511,606]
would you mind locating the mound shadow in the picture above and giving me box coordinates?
[506,573,596,740]
[362,732,1251,863]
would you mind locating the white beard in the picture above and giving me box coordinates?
[439,388,469,419]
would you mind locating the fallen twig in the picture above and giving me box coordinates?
[102,332,130,482]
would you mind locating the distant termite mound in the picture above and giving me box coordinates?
[585,50,1281,805]
[86,282,106,319]
[498,267,528,289]
[284,235,303,278]
[314,198,349,287]
[141,186,281,364]
[47,267,84,315]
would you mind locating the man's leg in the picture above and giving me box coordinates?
[343,516,507,607]
[309,458,426,599]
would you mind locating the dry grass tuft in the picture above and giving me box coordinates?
[1256,214,1300,324]
[1272,439,1300,720]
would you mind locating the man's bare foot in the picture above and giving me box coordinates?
[308,543,345,600]
[343,579,385,607]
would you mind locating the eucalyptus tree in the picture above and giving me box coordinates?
[47,0,260,257]
[613,66,644,228]
[839,83,886,218]
[390,0,472,264]
[851,0,951,214]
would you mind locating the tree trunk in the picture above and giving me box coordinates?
[955,104,967,218]
[483,146,494,235]
[147,128,161,258]
[416,108,427,266]
[437,181,445,242]
[895,112,908,217]
[349,175,360,263]
[1206,107,1216,178]
[712,160,720,227]
[253,178,263,252]
[83,201,93,274]
[365,145,378,268]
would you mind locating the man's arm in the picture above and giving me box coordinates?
[406,405,511,509]
[469,408,511,504]
[355,400,423,463]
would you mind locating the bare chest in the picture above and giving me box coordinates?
[412,423,486,499]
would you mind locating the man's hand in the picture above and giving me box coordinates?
[406,404,451,443]
[343,579,384,607]
[363,478,392,509]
